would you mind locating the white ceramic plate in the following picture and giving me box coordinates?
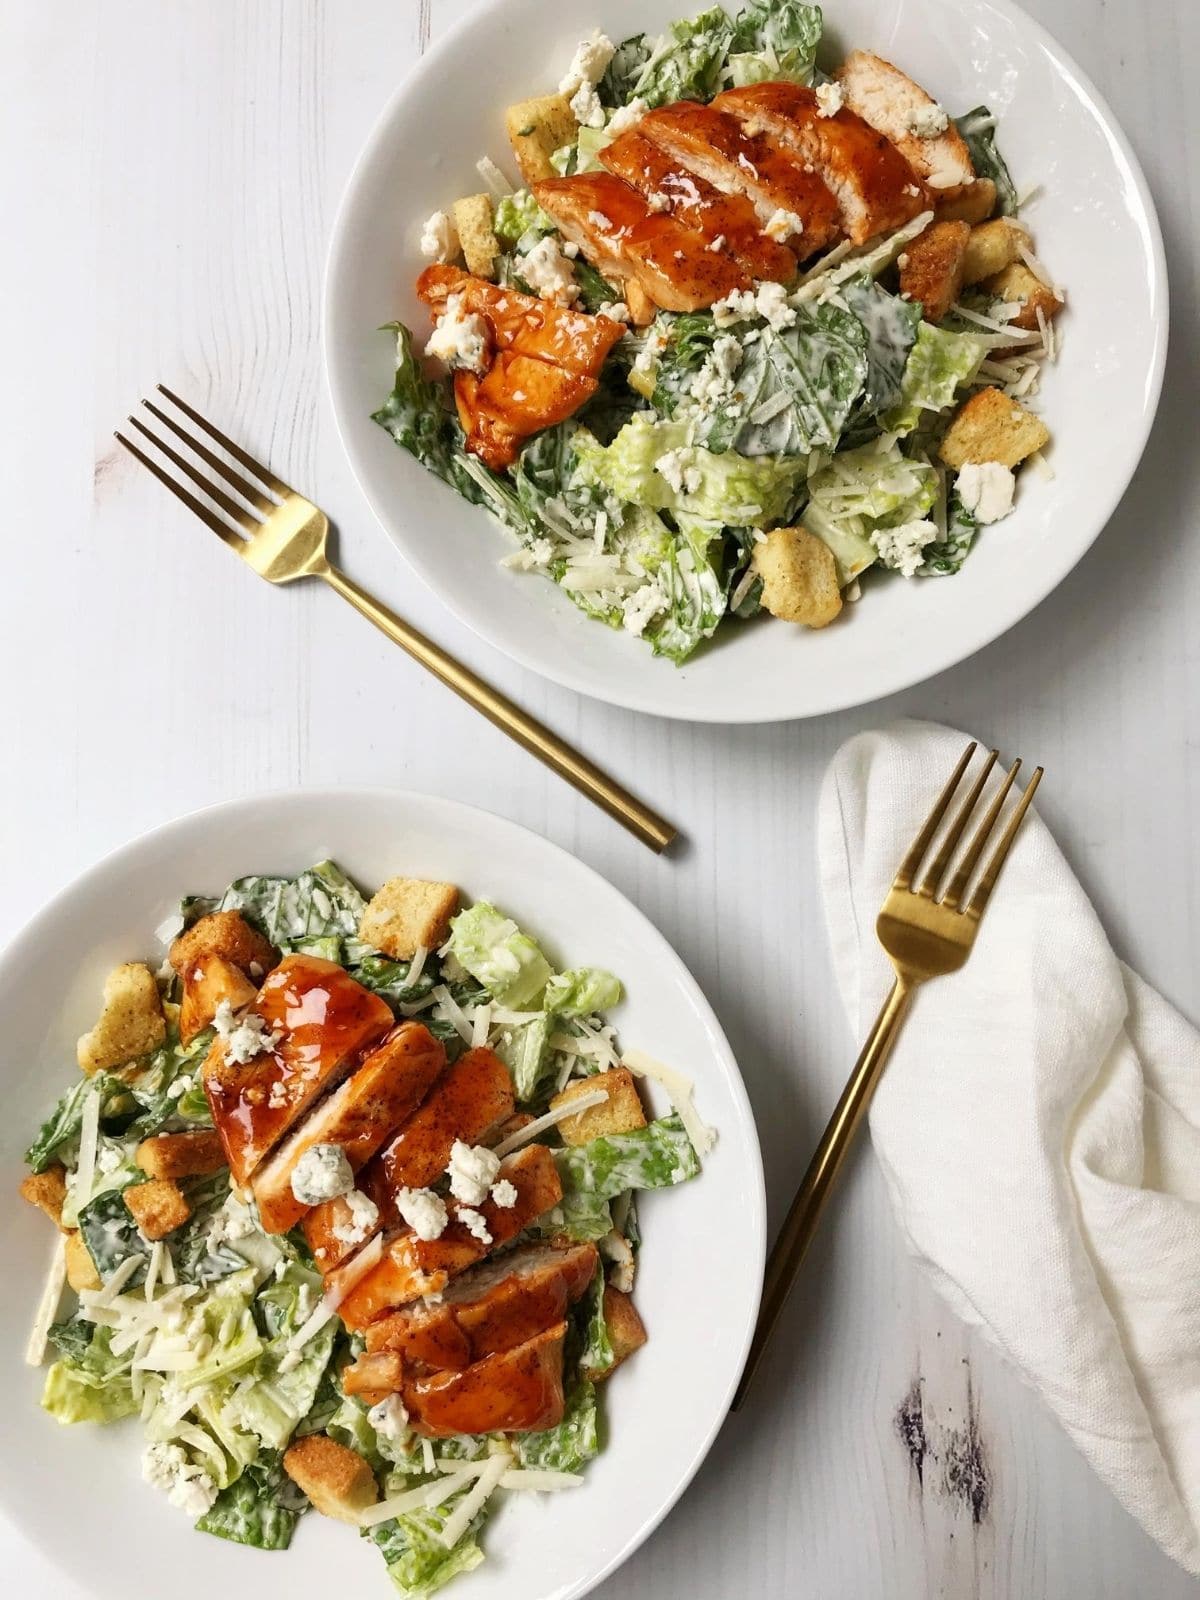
[0,791,764,1600]
[324,0,1167,723]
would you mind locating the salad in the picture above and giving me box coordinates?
[21,860,714,1597]
[376,4,1063,664]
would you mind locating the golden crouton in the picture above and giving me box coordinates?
[358,877,460,961]
[136,1130,226,1181]
[124,1178,191,1240]
[453,193,501,281]
[962,218,1030,285]
[551,1067,647,1146]
[585,1286,647,1379]
[982,260,1063,331]
[169,910,276,981]
[64,1230,101,1292]
[179,954,258,1045]
[752,526,843,629]
[900,219,970,323]
[77,963,166,1075]
[505,94,578,185]
[283,1435,379,1524]
[939,386,1051,470]
[20,1165,68,1229]
[934,178,997,225]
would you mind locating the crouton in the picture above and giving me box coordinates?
[505,94,578,185]
[179,954,258,1045]
[136,1130,226,1181]
[77,963,166,1075]
[982,260,1063,331]
[752,526,843,628]
[934,178,996,225]
[551,1067,646,1146]
[452,193,501,281]
[283,1435,379,1524]
[962,217,1030,285]
[900,219,969,322]
[939,386,1051,469]
[20,1165,68,1229]
[358,877,460,961]
[585,1286,647,1379]
[124,1178,191,1240]
[64,1231,101,1292]
[169,910,276,981]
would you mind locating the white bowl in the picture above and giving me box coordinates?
[0,791,765,1600]
[324,0,1167,723]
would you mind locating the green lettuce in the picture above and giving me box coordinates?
[841,277,923,425]
[644,513,728,664]
[728,0,822,87]
[446,902,552,1007]
[354,951,439,1007]
[574,415,805,527]
[599,35,652,108]
[24,1072,128,1173]
[197,1452,307,1551]
[493,189,554,247]
[367,1482,489,1598]
[514,1379,600,1472]
[543,969,622,1018]
[77,1184,150,1286]
[624,8,735,108]
[236,1265,337,1449]
[884,323,987,434]
[122,1027,216,1139]
[41,1324,136,1425]
[532,1187,614,1242]
[577,1264,614,1377]
[955,107,1017,215]
[919,491,979,576]
[493,1011,554,1102]
[804,440,939,583]
[555,1115,701,1202]
[195,859,368,961]
[373,324,492,509]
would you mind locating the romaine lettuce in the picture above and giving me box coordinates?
[884,323,987,435]
[577,1264,614,1377]
[804,440,940,583]
[77,1184,150,1286]
[599,34,652,108]
[624,8,735,108]
[955,107,1018,215]
[367,1482,489,1598]
[841,277,923,424]
[643,513,728,664]
[446,902,552,1007]
[544,968,622,1018]
[24,1071,127,1173]
[200,860,369,962]
[555,1114,701,1201]
[513,1378,599,1472]
[197,1452,307,1551]
[373,324,492,509]
[919,491,979,576]
[493,189,554,247]
[728,0,822,88]
[494,1011,554,1102]
[41,1324,136,1425]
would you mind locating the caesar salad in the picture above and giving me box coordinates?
[375,3,1063,665]
[21,860,715,1597]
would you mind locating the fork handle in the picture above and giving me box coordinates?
[320,564,676,852]
[731,977,913,1410]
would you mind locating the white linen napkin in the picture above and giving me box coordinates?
[819,720,1200,1575]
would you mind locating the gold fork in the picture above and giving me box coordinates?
[732,741,1043,1408]
[115,386,676,853]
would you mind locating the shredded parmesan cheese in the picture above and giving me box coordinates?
[476,155,514,197]
[622,1049,718,1158]
[491,1090,609,1157]
[95,1252,148,1307]
[74,1082,103,1213]
[358,1468,476,1527]
[24,1234,67,1366]
[439,1452,510,1548]
[500,1468,584,1491]
[432,984,474,1044]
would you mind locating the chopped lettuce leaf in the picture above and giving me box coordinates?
[373,324,491,508]
[493,189,554,247]
[919,490,979,576]
[556,1114,701,1202]
[446,902,552,1007]
[577,1264,615,1377]
[367,1481,489,1598]
[543,969,622,1018]
[625,8,735,108]
[197,1451,307,1550]
[494,1011,554,1102]
[41,1325,136,1425]
[514,1379,599,1472]
[804,440,939,583]
[236,1265,337,1449]
[24,1072,127,1174]
[599,34,651,108]
[955,106,1018,215]
[728,0,823,88]
[884,322,987,435]
[77,1183,150,1286]
[354,951,439,1007]
[533,1187,614,1242]
[201,860,368,961]
[644,513,728,664]
[841,277,923,424]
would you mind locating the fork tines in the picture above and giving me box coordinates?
[898,741,1043,917]
[115,386,285,548]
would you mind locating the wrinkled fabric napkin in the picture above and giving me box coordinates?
[819,720,1200,1575]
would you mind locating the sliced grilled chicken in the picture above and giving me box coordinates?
[417,265,624,374]
[403,1322,568,1437]
[334,1143,562,1331]
[534,173,750,312]
[599,129,798,283]
[714,84,929,244]
[834,51,975,196]
[202,955,394,1187]
[637,102,841,259]
[303,1044,515,1270]
[251,1022,446,1235]
[362,1240,598,1371]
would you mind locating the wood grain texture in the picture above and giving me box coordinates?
[2,0,1199,1595]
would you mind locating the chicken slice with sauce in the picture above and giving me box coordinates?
[202,955,394,1187]
[417,265,624,374]
[303,1044,514,1271]
[834,51,976,197]
[598,129,798,283]
[403,1322,569,1437]
[533,172,750,312]
[333,1142,562,1331]
[714,83,928,245]
[250,1022,446,1235]
[361,1240,598,1371]
[636,102,841,259]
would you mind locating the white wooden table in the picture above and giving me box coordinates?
[2,1,1197,1594]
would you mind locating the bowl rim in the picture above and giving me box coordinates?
[321,0,1169,724]
[0,784,766,1600]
